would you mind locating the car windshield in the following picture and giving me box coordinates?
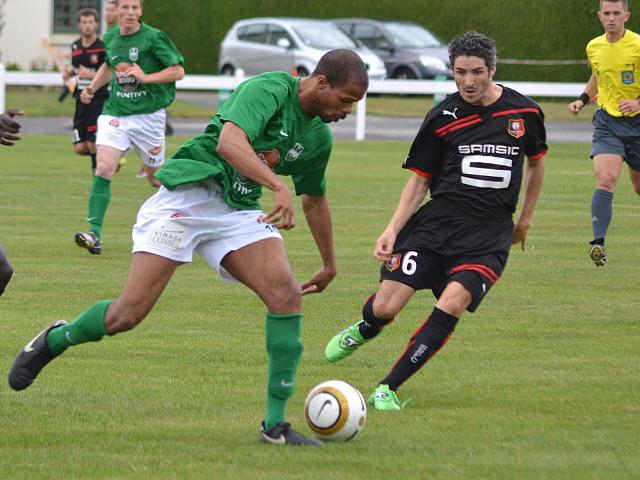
[293,24,358,49]
[385,23,443,48]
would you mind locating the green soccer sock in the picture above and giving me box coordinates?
[264,312,303,430]
[87,175,112,240]
[46,300,111,355]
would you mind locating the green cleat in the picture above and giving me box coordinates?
[324,321,367,362]
[367,384,403,411]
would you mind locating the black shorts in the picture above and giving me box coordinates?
[380,198,513,312]
[72,95,106,144]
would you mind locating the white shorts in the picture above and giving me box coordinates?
[96,108,166,168]
[132,182,282,282]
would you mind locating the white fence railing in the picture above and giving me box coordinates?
[0,65,584,141]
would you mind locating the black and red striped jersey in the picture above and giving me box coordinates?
[70,37,107,99]
[403,86,547,217]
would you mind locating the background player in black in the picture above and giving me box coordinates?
[324,32,547,411]
[0,108,24,297]
[65,8,107,173]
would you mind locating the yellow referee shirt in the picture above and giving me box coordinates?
[587,29,640,117]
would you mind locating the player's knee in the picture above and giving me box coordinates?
[264,277,301,312]
[371,294,400,321]
[596,174,617,192]
[74,143,88,156]
[104,301,147,334]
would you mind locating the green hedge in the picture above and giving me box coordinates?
[142,0,638,82]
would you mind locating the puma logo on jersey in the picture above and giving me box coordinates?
[443,108,458,119]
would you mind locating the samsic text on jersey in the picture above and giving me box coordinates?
[403,86,548,217]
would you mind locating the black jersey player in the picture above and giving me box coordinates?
[325,31,548,410]
[66,8,107,173]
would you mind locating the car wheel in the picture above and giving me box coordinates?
[392,67,418,80]
[296,66,310,78]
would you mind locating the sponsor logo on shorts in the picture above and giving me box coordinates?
[109,118,120,128]
[386,253,401,272]
[507,118,525,139]
[170,212,189,218]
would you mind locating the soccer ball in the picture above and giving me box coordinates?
[304,380,367,441]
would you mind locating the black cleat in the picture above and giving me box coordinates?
[8,320,67,391]
[75,231,102,255]
[259,422,323,447]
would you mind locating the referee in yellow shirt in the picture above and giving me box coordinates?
[569,0,640,267]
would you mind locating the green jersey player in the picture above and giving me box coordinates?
[76,0,184,255]
[9,49,369,447]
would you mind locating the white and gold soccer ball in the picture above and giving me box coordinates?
[304,380,367,441]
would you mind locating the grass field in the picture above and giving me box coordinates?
[5,86,599,121]
[1,135,638,479]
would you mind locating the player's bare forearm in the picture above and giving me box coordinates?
[384,172,430,235]
[217,122,286,192]
[568,75,597,114]
[301,194,337,294]
[135,64,185,84]
[515,157,545,237]
[88,63,112,91]
[301,194,337,275]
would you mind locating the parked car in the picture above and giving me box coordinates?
[218,17,387,79]
[334,19,451,79]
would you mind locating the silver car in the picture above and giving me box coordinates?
[334,19,451,79]
[218,17,387,79]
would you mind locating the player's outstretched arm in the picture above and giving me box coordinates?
[300,194,337,295]
[81,63,112,104]
[512,157,546,252]
[374,172,430,261]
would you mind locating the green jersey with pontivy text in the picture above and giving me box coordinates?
[103,22,183,116]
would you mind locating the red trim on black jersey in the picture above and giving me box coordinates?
[435,114,481,136]
[435,116,483,138]
[491,108,540,117]
[87,125,98,132]
[71,50,83,57]
[407,166,434,178]
[449,263,500,284]
[85,48,106,54]
[528,148,548,161]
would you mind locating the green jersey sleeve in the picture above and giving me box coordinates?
[153,30,184,67]
[219,78,288,142]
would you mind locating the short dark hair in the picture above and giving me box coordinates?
[77,8,99,23]
[312,49,369,88]
[448,31,497,70]
[600,0,628,10]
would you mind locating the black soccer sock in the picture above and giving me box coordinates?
[358,294,393,339]
[90,153,97,173]
[380,307,459,391]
